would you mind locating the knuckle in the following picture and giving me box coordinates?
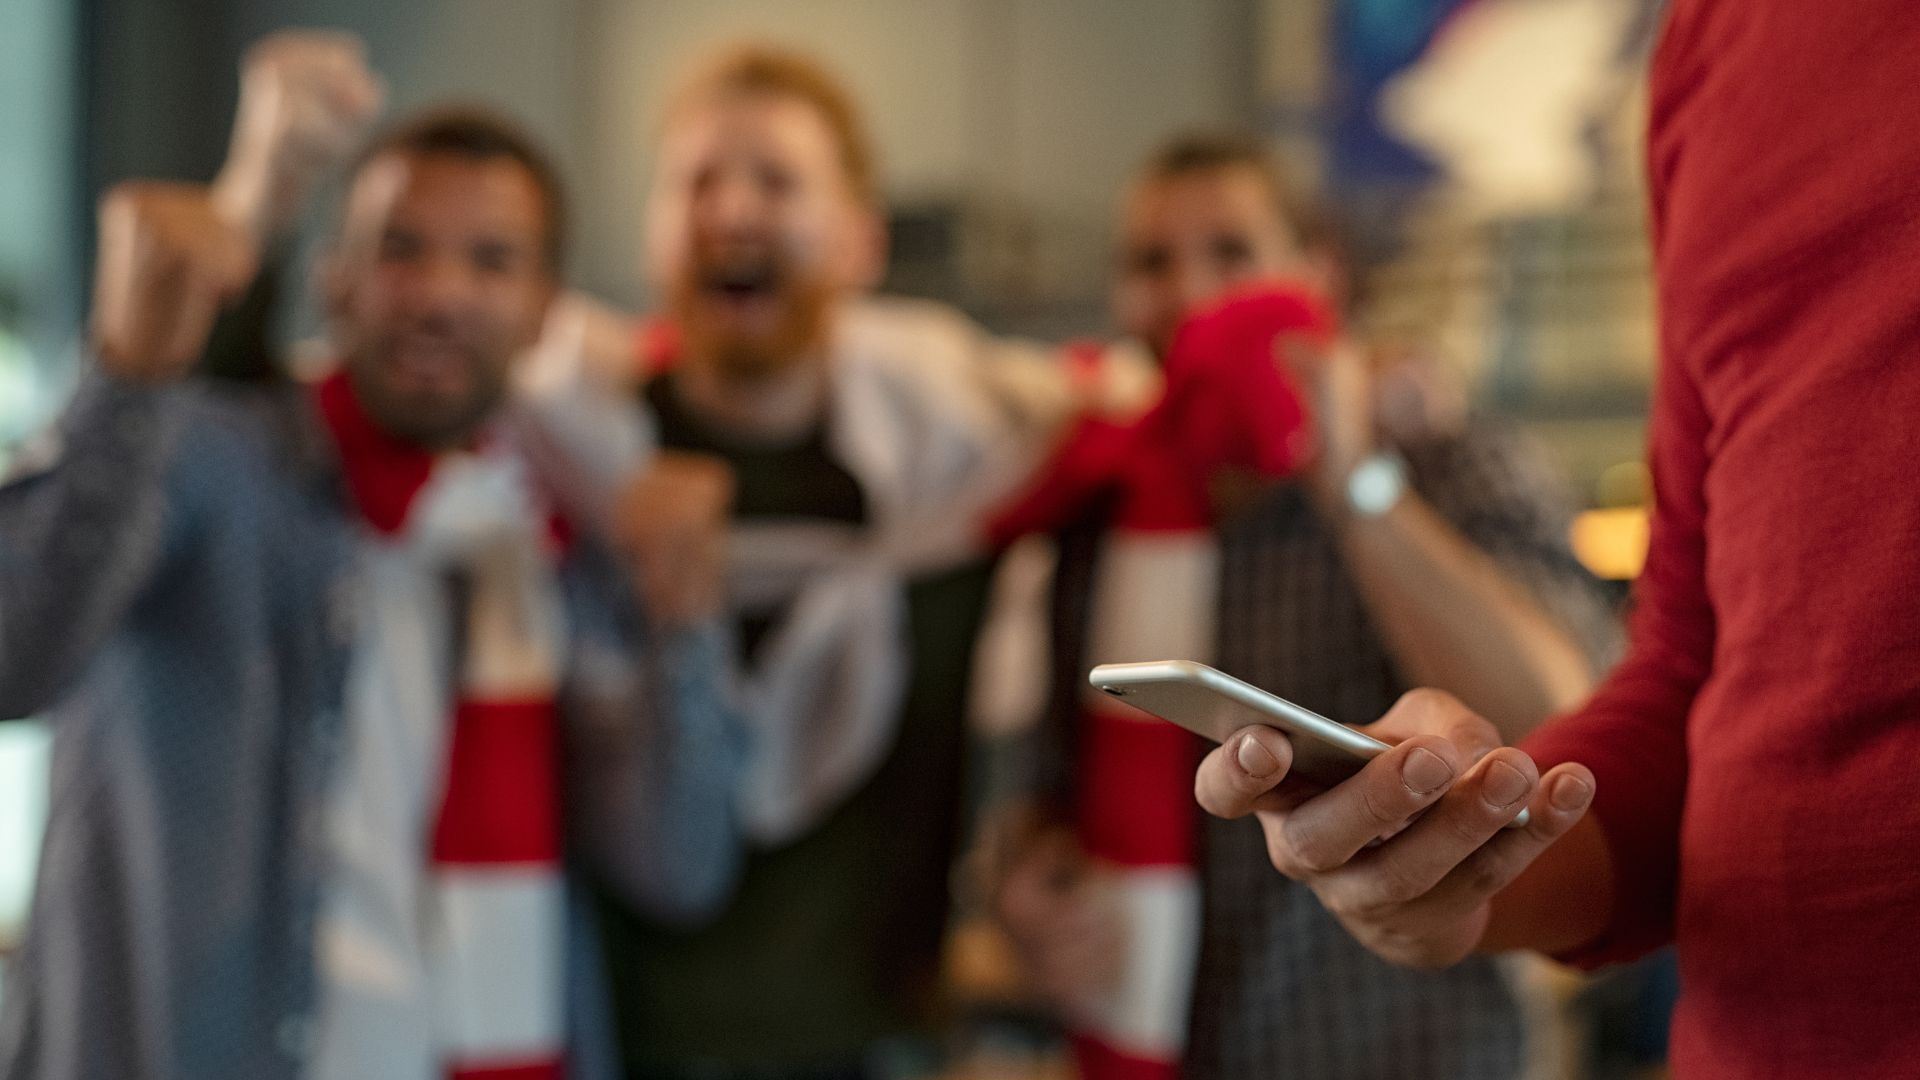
[1445,713,1503,758]
[1317,880,1380,922]
[1455,852,1508,899]
[1276,820,1338,876]
[1396,686,1449,712]
[1394,687,1462,723]
[1335,893,1393,924]
[1372,925,1452,970]
[1442,802,1498,850]
[1371,861,1429,908]
[1262,826,1308,879]
[1360,774,1412,831]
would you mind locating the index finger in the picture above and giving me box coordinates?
[1262,733,1468,876]
[307,51,385,121]
[1194,725,1298,819]
[248,29,368,74]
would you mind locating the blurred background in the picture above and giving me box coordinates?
[0,0,1665,1073]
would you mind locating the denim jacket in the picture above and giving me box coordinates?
[0,371,744,1080]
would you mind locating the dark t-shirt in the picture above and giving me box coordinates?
[595,375,993,1071]
[641,376,868,660]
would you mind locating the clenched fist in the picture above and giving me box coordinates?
[90,184,260,382]
[212,30,384,240]
[978,805,1125,1019]
[613,451,736,626]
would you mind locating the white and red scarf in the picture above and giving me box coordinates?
[989,286,1334,1080]
[310,371,570,1080]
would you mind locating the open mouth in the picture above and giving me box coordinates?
[700,261,783,301]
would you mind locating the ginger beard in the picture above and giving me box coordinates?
[647,92,879,383]
[668,239,840,380]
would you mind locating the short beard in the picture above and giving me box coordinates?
[345,353,508,451]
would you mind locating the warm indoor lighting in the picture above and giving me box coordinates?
[1570,506,1649,580]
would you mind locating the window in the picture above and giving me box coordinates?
[0,0,78,988]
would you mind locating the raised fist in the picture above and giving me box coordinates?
[90,183,260,381]
[613,451,737,626]
[212,30,384,240]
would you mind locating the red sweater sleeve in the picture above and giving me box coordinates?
[1511,5,1722,967]
[1520,280,1715,969]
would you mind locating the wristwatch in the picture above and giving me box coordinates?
[1344,450,1408,518]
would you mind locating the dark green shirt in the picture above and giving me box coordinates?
[595,376,992,1071]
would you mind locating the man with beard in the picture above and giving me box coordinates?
[579,45,1053,1080]
[0,33,737,1080]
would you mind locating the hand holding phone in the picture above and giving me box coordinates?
[1088,660,1528,828]
[1178,680,1598,971]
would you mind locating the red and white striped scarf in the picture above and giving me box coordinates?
[314,371,569,1080]
[990,286,1334,1079]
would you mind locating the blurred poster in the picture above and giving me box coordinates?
[1327,0,1474,189]
[1330,0,1660,214]
[1380,0,1646,215]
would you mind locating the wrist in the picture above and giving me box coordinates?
[211,155,305,243]
[210,161,270,240]
[1309,448,1407,529]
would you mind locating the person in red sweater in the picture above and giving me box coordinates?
[1193,3,1920,1077]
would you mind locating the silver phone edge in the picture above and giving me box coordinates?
[1088,660,1531,830]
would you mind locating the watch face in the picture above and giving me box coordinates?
[1347,454,1406,517]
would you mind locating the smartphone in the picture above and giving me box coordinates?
[1087,660,1528,827]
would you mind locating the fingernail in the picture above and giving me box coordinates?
[1550,774,1594,812]
[1482,760,1531,809]
[1237,735,1280,778]
[1401,747,1454,795]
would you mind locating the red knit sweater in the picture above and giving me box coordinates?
[1522,3,1920,1076]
